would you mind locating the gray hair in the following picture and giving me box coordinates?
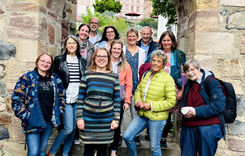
[183,58,201,73]
[150,50,168,66]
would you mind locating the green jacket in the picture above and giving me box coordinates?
[134,70,176,120]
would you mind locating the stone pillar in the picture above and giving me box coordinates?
[0,0,77,155]
[173,0,245,155]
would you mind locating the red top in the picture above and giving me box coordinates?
[182,82,220,126]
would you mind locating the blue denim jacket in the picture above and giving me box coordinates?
[11,69,66,134]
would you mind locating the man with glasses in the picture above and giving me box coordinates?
[89,17,102,45]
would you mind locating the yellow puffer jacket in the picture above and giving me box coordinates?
[134,70,176,120]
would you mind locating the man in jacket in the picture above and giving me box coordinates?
[137,26,158,62]
[88,17,101,45]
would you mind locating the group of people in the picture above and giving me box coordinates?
[11,16,226,156]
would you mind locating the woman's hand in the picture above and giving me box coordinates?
[110,120,118,130]
[144,102,151,110]
[136,100,144,109]
[77,119,85,130]
[177,88,184,100]
[123,103,129,111]
[183,107,196,118]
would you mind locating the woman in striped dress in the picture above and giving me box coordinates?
[77,47,121,156]
[48,35,86,156]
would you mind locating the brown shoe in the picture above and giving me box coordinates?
[48,152,55,156]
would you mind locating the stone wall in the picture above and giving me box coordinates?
[0,0,77,155]
[173,0,245,155]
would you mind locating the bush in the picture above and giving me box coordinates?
[79,10,128,37]
[139,18,158,29]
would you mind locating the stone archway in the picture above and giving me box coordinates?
[171,0,245,155]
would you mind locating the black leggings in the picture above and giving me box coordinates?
[84,144,108,156]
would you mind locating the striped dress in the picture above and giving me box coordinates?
[77,70,120,144]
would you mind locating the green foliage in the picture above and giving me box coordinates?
[80,10,128,36]
[93,0,122,14]
[139,18,158,29]
[152,0,177,26]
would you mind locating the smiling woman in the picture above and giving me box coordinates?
[77,48,121,156]
[11,53,66,156]
[123,50,176,156]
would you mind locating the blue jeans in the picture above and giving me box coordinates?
[49,104,77,156]
[26,121,53,156]
[123,115,166,156]
[180,124,223,156]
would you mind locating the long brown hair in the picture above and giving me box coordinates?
[35,53,53,77]
[158,30,177,50]
[89,48,112,72]
[63,35,81,57]
[110,40,127,71]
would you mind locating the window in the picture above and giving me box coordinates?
[144,0,147,4]
[131,0,134,3]
[125,5,128,11]
[136,7,139,13]
[131,6,134,12]
[137,0,140,4]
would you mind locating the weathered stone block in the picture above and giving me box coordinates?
[227,12,245,30]
[0,41,16,60]
[7,15,39,39]
[7,2,40,12]
[48,24,55,44]
[189,11,218,31]
[0,97,5,112]
[0,83,6,94]
[0,112,12,125]
[195,0,218,10]
[220,0,245,6]
[195,32,234,55]
[39,18,48,41]
[216,58,244,79]
[16,40,38,62]
[0,64,6,79]
[46,0,53,9]
[228,138,245,152]
[0,126,9,140]
[0,9,4,14]
[9,116,25,142]
[178,17,188,37]
[194,55,214,71]
[241,35,245,55]
[228,120,245,135]
[1,141,27,156]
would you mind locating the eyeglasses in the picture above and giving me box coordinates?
[96,55,108,59]
[39,59,51,65]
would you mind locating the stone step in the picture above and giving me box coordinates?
[48,139,181,156]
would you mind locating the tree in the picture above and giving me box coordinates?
[93,0,122,14]
[152,0,177,26]
[139,18,158,29]
[80,10,128,36]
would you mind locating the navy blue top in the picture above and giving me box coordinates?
[125,48,139,94]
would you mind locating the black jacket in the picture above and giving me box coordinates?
[136,38,158,58]
[53,53,86,89]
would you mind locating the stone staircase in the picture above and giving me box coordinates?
[48,110,181,156]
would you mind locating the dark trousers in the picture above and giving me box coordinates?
[180,125,222,156]
[111,100,124,151]
[162,112,172,138]
[84,144,108,156]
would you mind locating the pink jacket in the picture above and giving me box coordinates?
[118,63,133,104]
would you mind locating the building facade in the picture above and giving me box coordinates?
[76,0,152,21]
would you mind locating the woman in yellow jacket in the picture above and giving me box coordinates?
[123,50,176,156]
